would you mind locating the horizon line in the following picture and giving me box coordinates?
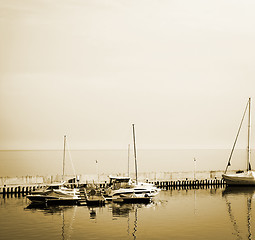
[0,147,251,151]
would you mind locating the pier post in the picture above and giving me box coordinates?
[181,180,185,187]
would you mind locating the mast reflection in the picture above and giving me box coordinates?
[110,202,155,239]
[132,207,138,240]
[25,203,77,240]
[223,187,255,240]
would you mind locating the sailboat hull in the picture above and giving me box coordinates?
[222,171,255,186]
[26,195,79,205]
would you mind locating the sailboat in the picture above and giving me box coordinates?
[27,136,81,205]
[104,124,160,202]
[222,98,255,185]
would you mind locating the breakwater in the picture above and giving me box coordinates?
[0,178,226,195]
[154,178,225,189]
[0,185,43,195]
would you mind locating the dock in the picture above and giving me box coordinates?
[78,187,87,205]
[83,187,106,206]
[0,184,45,195]
[0,178,226,196]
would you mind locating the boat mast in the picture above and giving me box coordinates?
[62,135,66,181]
[247,98,251,171]
[132,124,138,185]
[128,144,130,177]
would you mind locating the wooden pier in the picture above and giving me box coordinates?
[82,187,106,206]
[0,185,45,195]
[153,178,226,189]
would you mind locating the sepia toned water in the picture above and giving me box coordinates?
[1,186,255,240]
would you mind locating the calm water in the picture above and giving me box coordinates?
[1,186,255,239]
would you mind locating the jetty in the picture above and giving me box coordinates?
[82,187,105,206]
[0,178,226,196]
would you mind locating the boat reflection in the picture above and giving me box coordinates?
[110,203,140,239]
[222,187,255,240]
[24,198,161,240]
[25,203,77,240]
[110,201,157,218]
[222,186,255,196]
[25,202,73,215]
[109,201,159,239]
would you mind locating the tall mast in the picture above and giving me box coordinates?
[128,144,130,177]
[247,98,251,171]
[62,135,66,180]
[132,124,138,185]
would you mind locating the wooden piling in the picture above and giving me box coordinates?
[153,178,226,190]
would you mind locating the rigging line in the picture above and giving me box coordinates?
[132,124,138,185]
[247,98,252,171]
[63,135,66,180]
[224,99,250,174]
[66,140,76,176]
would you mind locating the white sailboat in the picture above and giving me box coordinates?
[222,98,255,185]
[27,136,81,204]
[104,124,160,201]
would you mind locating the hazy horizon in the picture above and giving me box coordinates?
[0,148,252,177]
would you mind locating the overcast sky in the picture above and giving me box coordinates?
[1,0,255,150]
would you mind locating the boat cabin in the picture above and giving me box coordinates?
[108,176,133,189]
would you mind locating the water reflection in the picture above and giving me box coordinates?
[4,189,246,239]
[89,209,97,219]
[25,202,71,215]
[111,203,134,218]
[222,187,255,240]
[24,200,158,240]
[110,203,140,239]
[133,207,138,240]
[222,186,255,196]
[25,204,77,240]
[110,201,158,239]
